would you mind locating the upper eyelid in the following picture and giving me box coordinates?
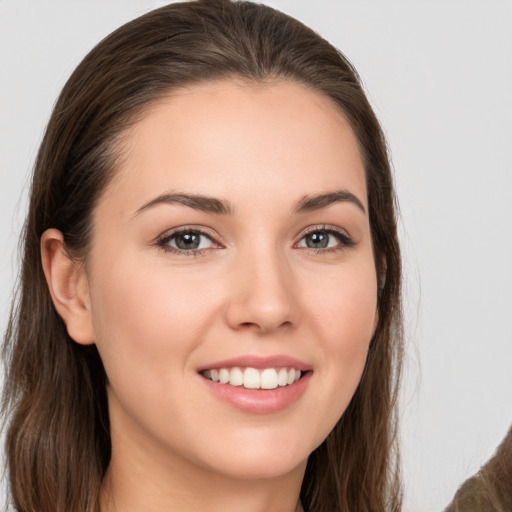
[296,224,352,239]
[157,225,221,243]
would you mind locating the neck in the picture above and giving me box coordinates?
[100,429,306,512]
[100,460,305,512]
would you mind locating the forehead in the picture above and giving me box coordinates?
[102,79,367,213]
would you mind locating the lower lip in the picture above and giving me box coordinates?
[200,372,312,414]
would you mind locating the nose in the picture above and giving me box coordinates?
[225,247,297,334]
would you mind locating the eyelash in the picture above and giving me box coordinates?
[156,227,221,257]
[295,225,356,253]
[156,225,355,256]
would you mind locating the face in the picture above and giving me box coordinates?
[83,80,378,482]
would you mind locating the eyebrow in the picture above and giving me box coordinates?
[294,189,366,214]
[134,193,234,217]
[133,188,366,218]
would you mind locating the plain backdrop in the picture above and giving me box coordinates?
[1,1,511,511]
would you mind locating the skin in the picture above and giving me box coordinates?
[42,80,378,512]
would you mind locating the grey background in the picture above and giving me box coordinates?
[1,1,511,510]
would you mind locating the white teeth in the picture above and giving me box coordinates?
[278,368,288,386]
[219,368,230,384]
[243,367,260,389]
[203,366,303,389]
[260,368,278,389]
[230,367,244,386]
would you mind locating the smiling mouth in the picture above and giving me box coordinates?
[201,367,302,390]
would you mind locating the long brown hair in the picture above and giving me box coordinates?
[1,1,403,511]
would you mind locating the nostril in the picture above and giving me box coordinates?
[236,319,293,334]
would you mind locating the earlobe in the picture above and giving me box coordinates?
[41,229,95,345]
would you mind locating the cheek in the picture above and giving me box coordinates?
[307,259,378,347]
[301,257,377,407]
[86,251,218,381]
[85,253,227,440]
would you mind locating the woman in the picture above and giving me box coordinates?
[1,1,403,511]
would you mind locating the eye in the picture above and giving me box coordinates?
[157,228,219,253]
[296,227,354,251]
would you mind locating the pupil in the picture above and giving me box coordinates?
[176,233,200,250]
[307,232,328,248]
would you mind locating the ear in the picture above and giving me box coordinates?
[41,228,95,345]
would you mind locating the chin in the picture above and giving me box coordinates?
[191,428,319,482]
[204,452,309,482]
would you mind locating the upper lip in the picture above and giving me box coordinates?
[197,355,311,372]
